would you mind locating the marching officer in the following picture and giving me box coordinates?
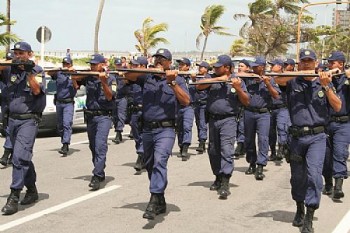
[283,58,296,72]
[72,54,116,191]
[124,48,190,220]
[276,49,341,232]
[0,42,46,215]
[47,57,79,156]
[197,55,249,199]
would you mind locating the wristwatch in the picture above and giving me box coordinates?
[170,80,177,86]
[322,85,330,92]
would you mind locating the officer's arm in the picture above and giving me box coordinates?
[274,76,295,86]
[232,78,250,106]
[263,76,279,99]
[123,72,144,82]
[27,73,42,96]
[171,83,190,106]
[319,71,342,112]
[99,73,113,101]
[196,75,227,90]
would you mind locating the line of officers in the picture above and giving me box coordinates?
[0,42,349,232]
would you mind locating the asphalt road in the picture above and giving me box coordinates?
[0,125,349,233]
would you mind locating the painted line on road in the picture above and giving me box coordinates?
[0,185,121,232]
[70,136,115,146]
[332,210,350,233]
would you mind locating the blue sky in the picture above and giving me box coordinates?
[0,0,346,53]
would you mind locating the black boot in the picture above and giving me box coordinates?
[301,207,315,233]
[59,143,69,156]
[0,149,12,166]
[210,175,222,191]
[143,193,166,220]
[128,130,134,139]
[292,201,305,227]
[1,189,20,215]
[112,131,122,144]
[134,153,143,172]
[322,177,333,195]
[255,164,264,180]
[196,141,206,154]
[269,147,277,161]
[333,178,344,199]
[89,176,104,191]
[245,164,256,175]
[218,174,231,199]
[21,185,39,205]
[276,144,284,161]
[234,142,245,157]
[177,146,183,158]
[181,144,190,161]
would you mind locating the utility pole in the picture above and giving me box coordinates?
[6,0,11,53]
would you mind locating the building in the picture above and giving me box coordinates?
[332,4,350,30]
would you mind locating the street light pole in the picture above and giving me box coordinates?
[296,1,350,61]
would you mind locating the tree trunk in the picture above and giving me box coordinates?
[200,36,208,61]
[94,0,105,54]
[6,0,10,53]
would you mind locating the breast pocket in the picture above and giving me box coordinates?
[160,87,174,104]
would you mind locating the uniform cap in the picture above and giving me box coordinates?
[152,48,172,61]
[12,42,32,52]
[196,61,210,69]
[299,49,316,61]
[176,57,191,66]
[212,55,232,68]
[327,51,346,62]
[88,54,105,64]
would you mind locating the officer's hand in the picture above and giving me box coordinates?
[216,74,229,82]
[319,71,332,86]
[190,71,197,80]
[165,70,178,82]
[98,72,108,81]
[231,77,242,89]
[261,76,271,84]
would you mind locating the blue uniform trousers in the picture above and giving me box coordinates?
[237,114,245,143]
[87,115,111,178]
[56,102,74,144]
[113,97,127,132]
[194,104,208,142]
[290,133,326,209]
[269,107,290,147]
[177,106,194,146]
[208,116,236,175]
[325,122,350,179]
[130,110,144,154]
[9,118,38,190]
[1,105,12,150]
[244,111,270,166]
[142,127,175,194]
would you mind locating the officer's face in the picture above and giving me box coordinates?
[328,60,344,70]
[298,58,315,71]
[153,56,171,70]
[252,65,265,74]
[238,63,249,73]
[90,63,104,72]
[13,50,32,61]
[284,64,294,71]
[62,62,72,68]
[178,62,189,71]
[271,64,282,73]
[198,66,208,75]
[214,65,230,76]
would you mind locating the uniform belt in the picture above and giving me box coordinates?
[209,114,235,120]
[84,110,111,116]
[57,97,74,103]
[269,104,286,110]
[10,113,42,120]
[330,115,350,123]
[245,106,269,113]
[144,120,175,129]
[289,126,325,138]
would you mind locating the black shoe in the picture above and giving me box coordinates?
[234,142,245,157]
[89,176,104,191]
[134,153,143,171]
[143,193,166,220]
[333,178,345,199]
[59,144,69,156]
[292,202,305,227]
[245,164,256,175]
[218,175,231,200]
[210,175,222,191]
[301,207,315,233]
[181,144,190,161]
[0,149,12,166]
[322,177,333,195]
[177,146,183,158]
[1,189,20,215]
[255,165,264,180]
[269,147,277,161]
[196,141,206,153]
[20,185,39,205]
[112,131,122,144]
[276,144,284,161]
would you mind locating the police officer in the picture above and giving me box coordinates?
[268,59,291,161]
[276,49,341,232]
[244,57,280,180]
[283,58,296,72]
[322,51,350,200]
[124,48,190,220]
[0,51,14,166]
[175,57,194,161]
[72,54,116,191]
[47,57,79,156]
[112,58,129,144]
[129,57,147,172]
[197,55,249,199]
[193,61,211,153]
[0,42,46,215]
[233,59,251,158]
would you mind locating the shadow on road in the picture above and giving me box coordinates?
[187,181,238,189]
[71,175,115,189]
[48,148,81,156]
[117,202,181,229]
[253,210,295,223]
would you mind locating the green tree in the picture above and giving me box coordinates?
[196,5,232,61]
[94,0,105,53]
[0,13,19,48]
[230,38,246,57]
[134,17,169,57]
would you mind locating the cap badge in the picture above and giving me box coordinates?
[158,49,164,54]
[15,44,20,49]
[305,51,310,55]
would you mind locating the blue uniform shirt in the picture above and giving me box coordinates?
[286,76,331,127]
[111,74,129,99]
[189,74,210,104]
[206,75,247,115]
[0,69,11,99]
[136,74,188,122]
[52,71,77,99]
[129,83,143,105]
[330,74,350,116]
[84,75,115,111]
[245,78,280,109]
[7,66,46,114]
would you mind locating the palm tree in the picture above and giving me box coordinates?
[94,0,105,53]
[0,13,19,48]
[196,5,232,61]
[134,17,169,57]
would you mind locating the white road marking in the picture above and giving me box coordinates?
[0,185,121,232]
[332,210,350,233]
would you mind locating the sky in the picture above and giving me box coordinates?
[0,0,347,53]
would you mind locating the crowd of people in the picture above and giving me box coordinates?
[0,42,349,233]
